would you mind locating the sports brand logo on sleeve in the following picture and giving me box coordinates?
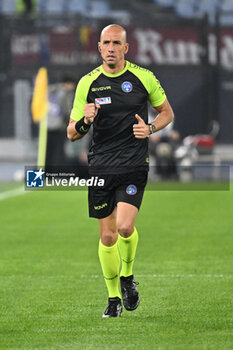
[121,81,133,93]
[95,97,111,105]
[26,169,45,188]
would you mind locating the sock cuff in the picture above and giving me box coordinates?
[118,227,138,242]
[99,239,118,253]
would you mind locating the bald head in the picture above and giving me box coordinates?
[100,24,127,43]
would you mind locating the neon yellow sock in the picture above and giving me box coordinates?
[118,227,139,277]
[98,240,121,298]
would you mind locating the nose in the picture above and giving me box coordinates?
[108,42,114,52]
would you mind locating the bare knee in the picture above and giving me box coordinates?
[100,229,118,246]
[99,211,117,246]
[117,222,134,238]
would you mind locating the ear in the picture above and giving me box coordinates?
[124,43,129,55]
[98,42,101,53]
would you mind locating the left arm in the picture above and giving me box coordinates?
[133,98,174,139]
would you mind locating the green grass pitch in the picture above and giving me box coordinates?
[0,183,232,349]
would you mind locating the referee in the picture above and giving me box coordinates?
[67,24,174,317]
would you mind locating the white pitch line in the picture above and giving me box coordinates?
[81,274,232,279]
[0,186,27,201]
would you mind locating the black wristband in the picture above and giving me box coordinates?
[75,117,91,135]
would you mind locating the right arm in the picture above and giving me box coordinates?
[67,118,83,141]
[67,103,100,142]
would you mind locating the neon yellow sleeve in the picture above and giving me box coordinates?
[70,77,88,121]
[70,67,102,121]
[127,63,166,107]
[147,72,166,107]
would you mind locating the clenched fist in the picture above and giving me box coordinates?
[133,114,150,139]
[84,103,101,125]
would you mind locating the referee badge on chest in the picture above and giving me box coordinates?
[121,81,133,93]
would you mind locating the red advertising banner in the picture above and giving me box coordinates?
[11,26,233,69]
[127,27,200,65]
[11,34,41,64]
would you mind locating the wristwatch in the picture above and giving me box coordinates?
[148,123,156,135]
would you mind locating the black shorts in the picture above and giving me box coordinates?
[88,171,148,219]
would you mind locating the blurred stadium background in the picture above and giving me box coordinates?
[0,0,233,182]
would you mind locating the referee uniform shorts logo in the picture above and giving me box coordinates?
[121,81,133,93]
[126,185,137,195]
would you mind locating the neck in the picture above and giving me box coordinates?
[102,60,126,74]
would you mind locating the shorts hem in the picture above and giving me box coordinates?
[89,206,116,219]
[116,199,140,211]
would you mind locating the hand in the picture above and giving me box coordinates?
[133,114,150,139]
[84,103,100,124]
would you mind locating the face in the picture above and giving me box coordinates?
[98,27,129,69]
